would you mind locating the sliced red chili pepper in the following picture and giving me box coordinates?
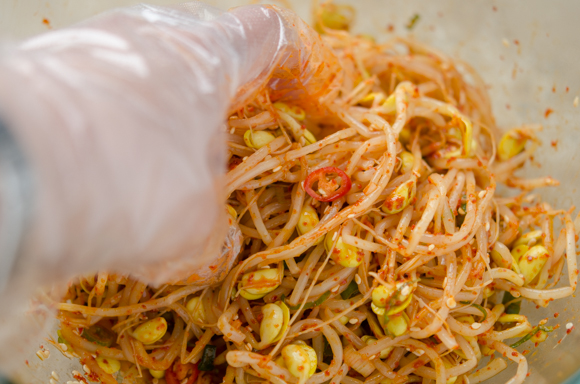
[165,361,199,384]
[304,167,352,202]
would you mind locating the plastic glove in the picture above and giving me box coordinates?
[0,1,339,374]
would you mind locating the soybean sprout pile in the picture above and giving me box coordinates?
[53,4,579,384]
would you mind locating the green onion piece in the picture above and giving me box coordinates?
[281,291,331,311]
[406,14,420,30]
[57,330,66,345]
[322,337,333,365]
[341,280,360,300]
[502,291,521,315]
[509,326,554,349]
[459,302,488,321]
[198,345,217,371]
[81,325,116,347]
[456,203,467,227]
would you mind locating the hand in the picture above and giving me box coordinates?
[0,1,337,287]
[0,1,338,373]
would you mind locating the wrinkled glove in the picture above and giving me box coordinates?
[0,1,338,373]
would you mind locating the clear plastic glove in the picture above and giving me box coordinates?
[0,1,338,373]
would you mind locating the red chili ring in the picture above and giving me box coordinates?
[304,167,352,202]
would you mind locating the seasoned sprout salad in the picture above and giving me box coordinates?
[52,3,578,384]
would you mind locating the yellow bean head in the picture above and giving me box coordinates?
[491,243,513,269]
[498,129,528,161]
[244,130,276,149]
[385,314,408,337]
[372,284,396,308]
[381,180,416,214]
[282,344,314,384]
[96,356,121,374]
[513,230,543,248]
[185,296,206,324]
[132,317,167,345]
[260,303,284,345]
[325,230,363,268]
[239,268,281,300]
[511,244,529,263]
[302,129,317,145]
[273,102,306,121]
[292,341,317,377]
[149,370,165,379]
[297,205,320,236]
[361,336,392,359]
[399,152,414,174]
[226,204,238,220]
[518,245,549,284]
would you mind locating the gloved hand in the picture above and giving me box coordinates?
[0,1,338,373]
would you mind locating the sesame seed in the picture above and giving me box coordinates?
[567,322,574,330]
[242,156,248,161]
[471,322,482,330]
[72,371,81,377]
[575,96,579,108]
[369,354,377,360]
[347,214,355,219]
[428,244,435,251]
[67,381,74,384]
[502,38,510,47]
[355,274,362,284]
[260,265,271,269]
[401,286,411,296]
[349,318,359,324]
[246,343,253,351]
[52,372,60,381]
[273,166,282,172]
[458,207,466,215]
[485,222,490,231]
[58,343,68,351]
[83,365,91,374]
[446,298,456,308]
[410,327,421,332]
[36,350,45,360]
[478,190,486,198]
[50,379,57,384]
[329,260,336,265]
[331,285,340,293]
[413,349,425,357]
[229,127,235,134]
